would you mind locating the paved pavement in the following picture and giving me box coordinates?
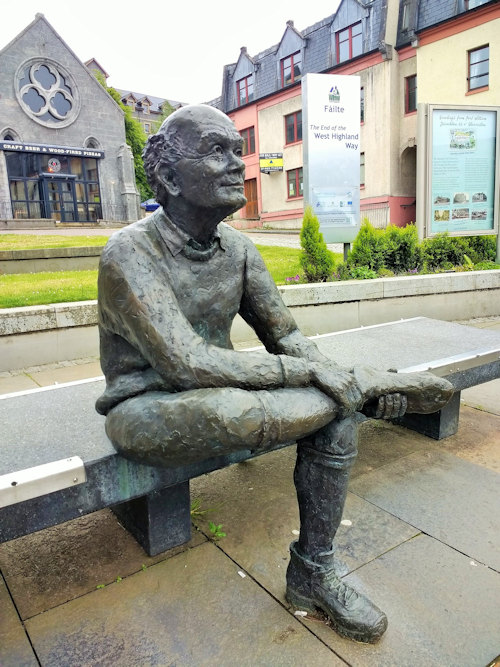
[0,227,499,665]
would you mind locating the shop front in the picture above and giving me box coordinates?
[1,141,104,223]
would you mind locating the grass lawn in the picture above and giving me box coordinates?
[0,234,110,251]
[0,244,336,309]
[0,271,99,309]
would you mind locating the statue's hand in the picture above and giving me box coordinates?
[309,362,363,418]
[364,393,408,420]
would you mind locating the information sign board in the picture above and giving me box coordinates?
[302,73,361,243]
[428,105,498,236]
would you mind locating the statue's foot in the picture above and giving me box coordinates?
[286,542,387,643]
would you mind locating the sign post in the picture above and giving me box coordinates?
[302,73,361,244]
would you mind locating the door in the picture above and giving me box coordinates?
[244,179,258,219]
[43,178,78,222]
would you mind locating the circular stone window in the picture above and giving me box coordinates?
[15,58,81,128]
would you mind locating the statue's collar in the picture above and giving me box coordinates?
[153,208,227,258]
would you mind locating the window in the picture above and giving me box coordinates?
[466,0,489,8]
[336,22,362,63]
[144,123,151,133]
[468,45,489,90]
[405,75,417,113]
[281,51,302,87]
[360,87,365,123]
[5,151,101,222]
[237,75,254,106]
[285,111,302,144]
[287,167,303,199]
[360,153,365,188]
[240,127,255,155]
[401,1,411,31]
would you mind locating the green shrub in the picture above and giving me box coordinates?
[349,265,379,280]
[383,224,421,273]
[299,207,335,282]
[334,263,378,280]
[347,219,386,271]
[459,235,496,263]
[474,260,500,270]
[421,233,466,270]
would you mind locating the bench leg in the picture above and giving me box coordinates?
[111,481,192,556]
[393,391,461,440]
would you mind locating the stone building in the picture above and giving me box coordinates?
[218,0,498,229]
[0,14,140,224]
[115,89,186,137]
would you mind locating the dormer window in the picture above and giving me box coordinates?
[237,74,254,106]
[466,0,488,8]
[281,51,302,87]
[336,22,362,63]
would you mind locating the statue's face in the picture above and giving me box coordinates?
[171,114,246,213]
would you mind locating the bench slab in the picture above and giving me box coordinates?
[1,317,499,553]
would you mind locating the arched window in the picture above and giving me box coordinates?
[84,136,101,149]
[1,128,20,141]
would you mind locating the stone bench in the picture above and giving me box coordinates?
[1,317,499,556]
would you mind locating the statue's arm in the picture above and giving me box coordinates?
[98,247,310,392]
[239,241,335,364]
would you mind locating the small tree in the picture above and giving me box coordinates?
[348,219,386,271]
[300,207,335,282]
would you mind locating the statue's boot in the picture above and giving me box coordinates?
[353,366,454,414]
[286,417,387,643]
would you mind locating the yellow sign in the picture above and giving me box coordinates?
[259,153,283,172]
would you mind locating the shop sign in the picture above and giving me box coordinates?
[0,140,104,158]
[259,153,283,172]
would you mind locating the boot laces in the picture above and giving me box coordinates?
[321,570,359,608]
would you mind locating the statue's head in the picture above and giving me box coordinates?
[143,105,246,216]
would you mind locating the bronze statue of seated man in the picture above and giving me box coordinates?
[96,105,452,643]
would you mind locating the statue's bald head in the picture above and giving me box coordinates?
[143,105,239,206]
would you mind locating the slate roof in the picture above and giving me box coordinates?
[115,89,186,113]
[396,0,497,48]
[220,0,386,113]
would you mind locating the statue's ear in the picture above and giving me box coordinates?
[156,163,181,198]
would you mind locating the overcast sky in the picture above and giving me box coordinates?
[1,1,341,105]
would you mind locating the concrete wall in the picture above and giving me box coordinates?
[0,247,102,273]
[1,270,499,372]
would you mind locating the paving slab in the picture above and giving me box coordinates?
[25,541,344,666]
[295,534,500,667]
[0,508,206,619]
[350,449,500,570]
[0,575,37,667]
[0,373,38,394]
[26,360,102,387]
[461,378,500,416]
[352,418,434,478]
[356,407,500,473]
[439,404,500,471]
[192,447,419,601]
